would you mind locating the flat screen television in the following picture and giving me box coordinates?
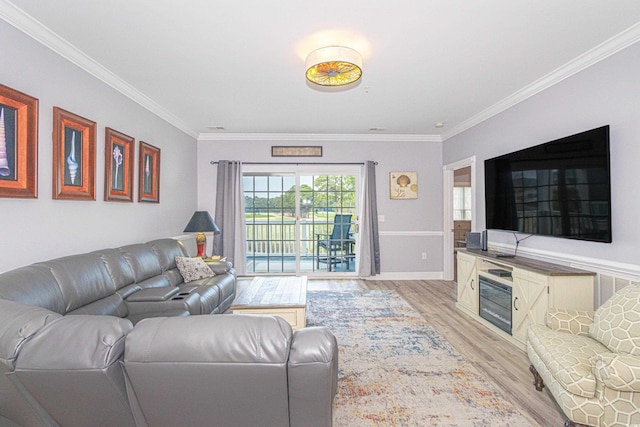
[484,125,611,243]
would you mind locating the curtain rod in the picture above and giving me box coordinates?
[210,161,377,165]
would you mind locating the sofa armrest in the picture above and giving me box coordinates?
[0,299,61,369]
[288,327,338,427]
[15,315,133,370]
[13,315,135,427]
[126,292,201,317]
[545,308,594,336]
[594,352,640,391]
[205,261,233,275]
[126,287,179,302]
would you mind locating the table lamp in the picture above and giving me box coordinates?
[183,211,220,257]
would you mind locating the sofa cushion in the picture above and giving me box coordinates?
[119,243,163,283]
[0,264,66,314]
[589,282,640,356]
[148,239,190,286]
[136,275,172,289]
[94,248,136,290]
[42,253,116,313]
[67,293,128,318]
[175,256,215,282]
[148,238,189,272]
[528,324,610,398]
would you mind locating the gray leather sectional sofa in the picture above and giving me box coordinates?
[0,238,339,427]
[0,238,237,323]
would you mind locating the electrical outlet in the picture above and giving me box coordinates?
[378,215,385,222]
[421,252,427,260]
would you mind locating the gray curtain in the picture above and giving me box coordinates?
[358,161,380,276]
[213,160,246,275]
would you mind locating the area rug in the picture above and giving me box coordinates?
[306,290,533,426]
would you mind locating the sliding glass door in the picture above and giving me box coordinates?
[244,171,357,275]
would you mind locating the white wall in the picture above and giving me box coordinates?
[443,41,640,275]
[197,137,444,277]
[0,21,198,272]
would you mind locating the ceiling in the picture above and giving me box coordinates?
[3,0,640,140]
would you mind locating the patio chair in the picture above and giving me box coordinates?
[316,214,353,271]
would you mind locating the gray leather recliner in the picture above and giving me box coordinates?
[123,315,338,427]
[0,300,339,426]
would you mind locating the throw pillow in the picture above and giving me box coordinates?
[589,282,640,356]
[175,256,215,282]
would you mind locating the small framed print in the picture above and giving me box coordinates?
[52,107,96,200]
[104,127,134,202]
[138,141,160,203]
[390,171,418,200]
[271,146,323,157]
[0,83,38,199]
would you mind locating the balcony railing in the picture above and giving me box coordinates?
[246,219,335,256]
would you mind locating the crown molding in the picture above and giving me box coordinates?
[5,0,639,143]
[197,132,442,143]
[0,0,198,139]
[441,22,640,141]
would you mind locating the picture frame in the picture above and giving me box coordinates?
[104,127,134,202]
[0,83,38,199]
[138,141,160,203]
[271,146,323,157]
[389,171,418,200]
[52,107,96,200]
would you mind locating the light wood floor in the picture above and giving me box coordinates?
[236,277,567,426]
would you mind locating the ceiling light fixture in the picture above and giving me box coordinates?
[305,46,362,86]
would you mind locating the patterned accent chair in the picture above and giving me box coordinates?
[527,282,640,427]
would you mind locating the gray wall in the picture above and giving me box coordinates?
[0,21,198,272]
[443,41,640,271]
[197,138,444,277]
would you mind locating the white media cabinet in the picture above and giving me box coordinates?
[456,249,595,350]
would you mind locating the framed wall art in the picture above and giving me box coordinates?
[389,171,418,200]
[271,146,322,157]
[52,107,96,200]
[0,83,38,198]
[104,127,134,202]
[138,141,160,203]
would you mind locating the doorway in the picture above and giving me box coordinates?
[243,169,358,275]
[443,156,476,281]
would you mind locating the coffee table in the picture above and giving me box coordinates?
[231,276,308,330]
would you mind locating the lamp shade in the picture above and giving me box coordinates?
[183,211,220,234]
[305,46,362,86]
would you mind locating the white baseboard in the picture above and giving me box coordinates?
[237,271,444,281]
[365,271,444,281]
